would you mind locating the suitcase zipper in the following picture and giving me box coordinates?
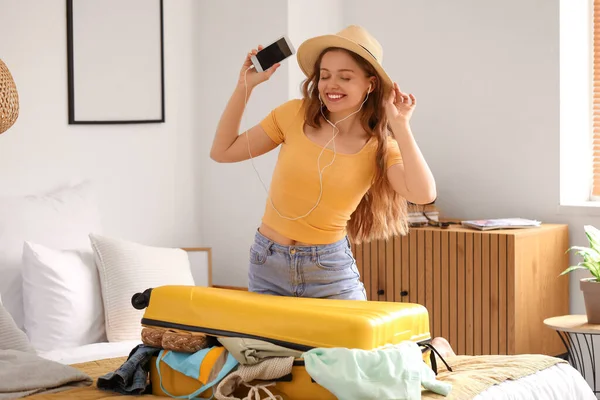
[141,317,315,352]
[142,317,433,356]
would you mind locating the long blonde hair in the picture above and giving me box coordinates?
[301,47,409,244]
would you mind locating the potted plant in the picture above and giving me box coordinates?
[561,225,600,324]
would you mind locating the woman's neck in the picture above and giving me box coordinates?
[325,109,363,135]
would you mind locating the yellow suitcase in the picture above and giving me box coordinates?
[132,285,434,399]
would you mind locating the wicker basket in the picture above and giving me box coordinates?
[0,59,19,134]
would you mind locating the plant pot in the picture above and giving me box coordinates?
[580,277,600,324]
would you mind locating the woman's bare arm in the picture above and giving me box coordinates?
[210,86,278,163]
[384,82,436,204]
[210,46,280,163]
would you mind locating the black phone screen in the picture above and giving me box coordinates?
[256,38,293,71]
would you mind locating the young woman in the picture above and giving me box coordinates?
[210,25,436,302]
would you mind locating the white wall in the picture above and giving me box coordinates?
[0,0,200,248]
[0,0,594,315]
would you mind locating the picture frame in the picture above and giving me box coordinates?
[182,247,213,287]
[66,0,165,124]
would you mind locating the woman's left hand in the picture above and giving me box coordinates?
[385,82,416,125]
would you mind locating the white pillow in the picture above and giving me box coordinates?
[89,233,195,342]
[21,242,106,352]
[0,181,103,329]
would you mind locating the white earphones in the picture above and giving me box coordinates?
[243,66,371,221]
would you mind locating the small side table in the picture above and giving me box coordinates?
[544,315,600,397]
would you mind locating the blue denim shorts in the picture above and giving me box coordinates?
[247,230,367,300]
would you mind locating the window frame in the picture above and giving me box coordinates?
[558,0,596,215]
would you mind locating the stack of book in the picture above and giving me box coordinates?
[407,202,439,225]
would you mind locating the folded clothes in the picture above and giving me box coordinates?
[217,337,303,365]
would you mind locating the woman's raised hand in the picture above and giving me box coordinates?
[238,45,280,90]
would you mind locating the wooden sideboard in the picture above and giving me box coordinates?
[350,223,570,357]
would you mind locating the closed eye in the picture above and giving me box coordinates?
[320,76,350,81]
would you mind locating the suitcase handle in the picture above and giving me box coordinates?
[420,343,453,375]
[263,373,293,383]
[265,372,317,384]
[131,288,153,310]
[263,359,316,384]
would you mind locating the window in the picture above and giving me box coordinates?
[559,0,594,209]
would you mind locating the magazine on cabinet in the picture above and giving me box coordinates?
[461,218,541,231]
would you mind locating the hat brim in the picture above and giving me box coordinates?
[296,34,394,95]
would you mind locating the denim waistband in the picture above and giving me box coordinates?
[254,229,350,256]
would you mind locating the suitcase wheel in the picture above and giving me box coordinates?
[131,288,153,310]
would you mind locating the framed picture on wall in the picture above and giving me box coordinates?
[182,247,213,287]
[66,0,165,124]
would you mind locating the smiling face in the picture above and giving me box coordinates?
[317,49,375,116]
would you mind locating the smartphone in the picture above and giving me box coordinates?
[250,35,295,72]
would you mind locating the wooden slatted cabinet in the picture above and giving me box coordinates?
[351,224,570,357]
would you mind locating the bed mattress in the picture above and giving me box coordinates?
[38,343,596,400]
[475,363,595,400]
[37,341,142,365]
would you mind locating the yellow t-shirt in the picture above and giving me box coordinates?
[259,99,403,244]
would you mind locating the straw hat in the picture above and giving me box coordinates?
[296,25,393,95]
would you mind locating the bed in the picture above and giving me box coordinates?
[21,342,597,400]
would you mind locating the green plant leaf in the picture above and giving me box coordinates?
[581,261,597,271]
[559,265,589,276]
[584,225,600,253]
[569,246,600,262]
[583,260,600,280]
[562,226,600,280]
[563,261,600,280]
